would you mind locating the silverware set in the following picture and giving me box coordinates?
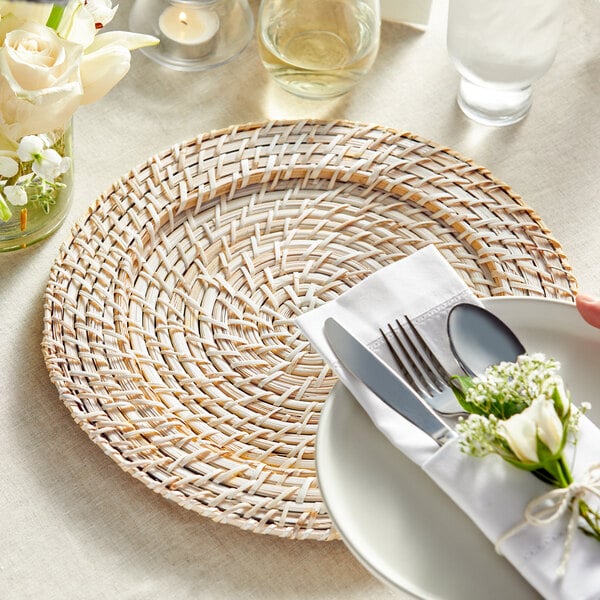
[324,303,525,445]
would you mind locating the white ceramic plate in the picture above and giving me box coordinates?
[316,297,600,599]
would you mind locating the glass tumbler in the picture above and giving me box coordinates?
[447,0,567,126]
[257,0,380,99]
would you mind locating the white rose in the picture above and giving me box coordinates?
[0,22,84,141]
[0,4,51,23]
[499,397,564,463]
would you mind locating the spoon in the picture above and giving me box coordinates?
[447,302,526,377]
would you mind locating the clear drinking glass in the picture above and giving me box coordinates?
[447,0,566,126]
[257,0,380,100]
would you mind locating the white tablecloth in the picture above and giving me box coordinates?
[1,1,599,598]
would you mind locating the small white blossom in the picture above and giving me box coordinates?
[4,185,27,206]
[462,353,564,418]
[0,156,19,178]
[17,136,46,163]
[16,136,70,182]
[456,413,499,457]
[32,150,71,182]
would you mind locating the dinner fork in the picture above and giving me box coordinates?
[379,316,468,418]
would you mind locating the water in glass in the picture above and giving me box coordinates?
[447,0,566,125]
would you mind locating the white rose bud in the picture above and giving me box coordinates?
[499,406,539,463]
[0,22,83,141]
[499,397,564,463]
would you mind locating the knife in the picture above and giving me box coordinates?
[324,318,456,446]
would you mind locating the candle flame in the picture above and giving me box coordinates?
[178,11,188,26]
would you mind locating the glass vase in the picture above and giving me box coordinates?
[0,120,74,252]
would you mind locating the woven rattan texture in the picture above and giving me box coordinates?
[42,120,576,540]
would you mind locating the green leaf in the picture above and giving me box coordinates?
[0,196,12,221]
[535,436,558,471]
[531,467,560,486]
[502,455,543,472]
[46,6,65,31]
[496,399,529,420]
[450,375,487,415]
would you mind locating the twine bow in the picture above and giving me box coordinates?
[495,463,600,577]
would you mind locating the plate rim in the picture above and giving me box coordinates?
[316,296,594,596]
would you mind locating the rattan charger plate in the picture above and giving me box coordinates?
[43,120,576,541]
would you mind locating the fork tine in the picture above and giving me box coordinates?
[404,315,454,387]
[380,322,437,397]
[395,318,446,393]
[381,315,466,417]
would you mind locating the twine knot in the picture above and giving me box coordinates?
[495,463,600,577]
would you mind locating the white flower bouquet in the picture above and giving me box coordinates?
[0,0,157,242]
[452,353,600,573]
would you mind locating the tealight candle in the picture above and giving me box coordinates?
[158,5,220,60]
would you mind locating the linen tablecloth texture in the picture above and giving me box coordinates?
[296,246,600,600]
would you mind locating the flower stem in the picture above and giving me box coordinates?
[46,6,65,31]
[577,500,600,542]
[557,456,573,488]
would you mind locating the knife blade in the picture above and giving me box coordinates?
[324,318,456,446]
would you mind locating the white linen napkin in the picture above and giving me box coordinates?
[296,245,600,600]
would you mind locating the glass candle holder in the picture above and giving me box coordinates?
[129,0,254,71]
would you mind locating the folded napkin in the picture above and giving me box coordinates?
[296,245,600,600]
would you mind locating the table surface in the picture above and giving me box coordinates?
[1,1,599,598]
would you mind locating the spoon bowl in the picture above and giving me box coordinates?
[447,302,526,376]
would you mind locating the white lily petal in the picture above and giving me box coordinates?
[58,1,97,48]
[79,44,131,105]
[4,184,27,206]
[0,155,18,178]
[86,31,159,53]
